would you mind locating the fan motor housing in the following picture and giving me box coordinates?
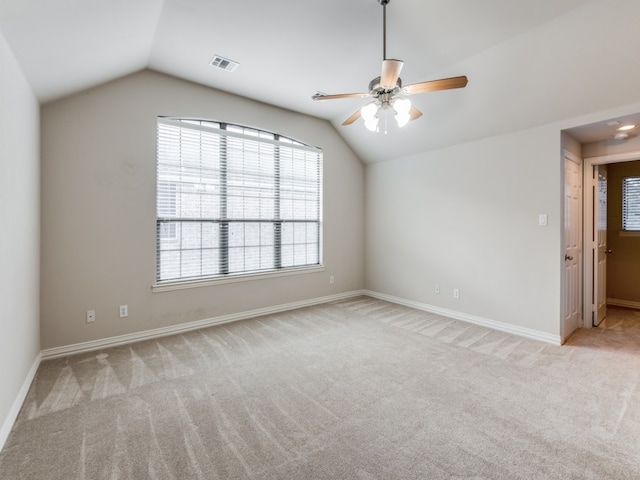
[369,76,402,95]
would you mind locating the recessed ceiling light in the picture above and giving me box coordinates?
[618,124,636,131]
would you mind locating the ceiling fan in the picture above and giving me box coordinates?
[312,0,468,133]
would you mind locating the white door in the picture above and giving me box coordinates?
[563,153,582,338]
[593,165,608,326]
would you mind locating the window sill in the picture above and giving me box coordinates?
[618,230,640,237]
[152,265,325,293]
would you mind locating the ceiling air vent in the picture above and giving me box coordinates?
[210,55,239,72]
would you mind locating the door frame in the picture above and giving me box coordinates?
[582,150,640,329]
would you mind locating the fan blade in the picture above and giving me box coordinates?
[409,106,423,121]
[380,59,404,89]
[342,109,362,126]
[403,75,468,96]
[312,92,370,101]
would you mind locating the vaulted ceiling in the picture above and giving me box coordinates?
[0,0,632,162]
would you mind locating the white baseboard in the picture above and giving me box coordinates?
[363,290,562,345]
[41,290,366,360]
[0,353,41,453]
[607,298,640,310]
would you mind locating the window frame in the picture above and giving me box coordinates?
[622,175,640,232]
[153,117,323,292]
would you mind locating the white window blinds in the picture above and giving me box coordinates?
[156,118,322,283]
[623,176,640,231]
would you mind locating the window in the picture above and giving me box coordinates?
[623,176,640,231]
[158,181,177,240]
[156,118,322,285]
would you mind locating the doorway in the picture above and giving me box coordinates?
[583,151,640,330]
[562,113,640,340]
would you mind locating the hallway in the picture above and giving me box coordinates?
[568,306,640,352]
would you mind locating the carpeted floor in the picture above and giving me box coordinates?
[1,297,640,479]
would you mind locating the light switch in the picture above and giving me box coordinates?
[538,214,548,226]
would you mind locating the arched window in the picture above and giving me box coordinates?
[156,118,322,285]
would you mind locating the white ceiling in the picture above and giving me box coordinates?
[564,112,640,146]
[0,0,622,162]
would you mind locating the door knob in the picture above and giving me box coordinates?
[605,250,613,254]
[565,255,573,261]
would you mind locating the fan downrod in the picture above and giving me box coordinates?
[378,0,391,60]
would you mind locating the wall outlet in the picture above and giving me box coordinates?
[86,310,95,323]
[453,288,460,299]
[435,284,440,294]
[329,275,335,284]
[119,305,128,318]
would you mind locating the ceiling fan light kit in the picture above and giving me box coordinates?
[312,0,468,133]
[361,95,411,133]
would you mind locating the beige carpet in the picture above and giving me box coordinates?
[1,297,640,479]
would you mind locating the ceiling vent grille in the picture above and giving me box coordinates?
[210,55,239,72]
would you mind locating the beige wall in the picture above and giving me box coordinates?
[583,135,640,159]
[0,31,40,441]
[363,110,640,339]
[562,132,581,159]
[606,161,640,304]
[40,70,364,350]
[365,125,562,336]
